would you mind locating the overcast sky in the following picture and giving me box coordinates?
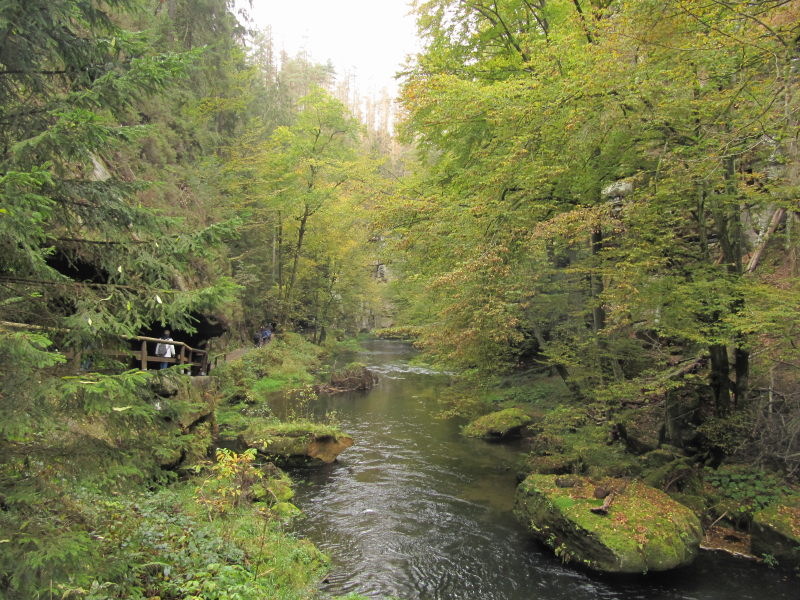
[237,1,421,98]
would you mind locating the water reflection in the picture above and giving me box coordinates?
[291,340,796,600]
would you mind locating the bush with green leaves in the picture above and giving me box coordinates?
[195,448,300,522]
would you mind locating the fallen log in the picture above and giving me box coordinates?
[590,492,615,515]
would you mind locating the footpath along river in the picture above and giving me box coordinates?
[291,340,796,600]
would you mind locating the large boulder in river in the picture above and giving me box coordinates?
[463,407,533,440]
[514,474,702,574]
[751,496,800,569]
[317,362,378,394]
[239,423,354,467]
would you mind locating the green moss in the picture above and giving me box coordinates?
[214,333,323,405]
[751,495,800,569]
[753,495,800,541]
[252,373,312,395]
[641,456,695,490]
[437,374,571,421]
[541,405,590,435]
[668,492,706,517]
[522,419,639,480]
[240,420,353,467]
[247,420,344,439]
[552,495,577,511]
[522,452,582,476]
[463,407,533,439]
[515,474,702,574]
[569,427,640,478]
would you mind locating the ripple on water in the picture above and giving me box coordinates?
[292,341,798,600]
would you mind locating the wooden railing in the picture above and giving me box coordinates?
[1,321,211,375]
[131,336,209,374]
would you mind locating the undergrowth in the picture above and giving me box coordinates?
[1,332,355,599]
[704,465,792,522]
[2,470,326,599]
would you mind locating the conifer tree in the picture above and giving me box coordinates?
[0,2,237,593]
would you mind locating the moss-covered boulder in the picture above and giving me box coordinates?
[463,407,533,440]
[514,474,702,574]
[751,496,800,568]
[318,362,378,394]
[639,448,700,494]
[240,423,354,467]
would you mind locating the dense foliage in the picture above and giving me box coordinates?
[4,0,800,594]
[390,0,800,477]
[0,0,386,597]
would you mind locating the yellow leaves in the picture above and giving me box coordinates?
[528,206,605,243]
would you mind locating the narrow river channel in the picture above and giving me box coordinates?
[291,340,796,600]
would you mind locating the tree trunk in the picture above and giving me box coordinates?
[271,223,278,287]
[709,344,731,415]
[590,226,623,380]
[734,343,749,407]
[590,227,605,333]
[697,187,709,260]
[707,157,747,413]
[746,207,786,273]
[280,204,310,326]
[276,210,284,291]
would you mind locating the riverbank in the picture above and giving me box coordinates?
[442,369,800,574]
[290,339,799,598]
[0,332,371,599]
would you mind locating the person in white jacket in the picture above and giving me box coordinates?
[155,330,175,370]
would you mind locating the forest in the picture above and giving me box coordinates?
[1,0,799,598]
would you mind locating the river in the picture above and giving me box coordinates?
[291,340,796,600]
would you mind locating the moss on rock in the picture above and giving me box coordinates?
[751,495,800,568]
[616,403,663,455]
[520,453,582,477]
[514,474,702,574]
[241,422,354,467]
[463,407,533,440]
[318,363,378,393]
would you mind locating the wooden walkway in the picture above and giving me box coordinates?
[0,320,261,375]
[130,335,209,374]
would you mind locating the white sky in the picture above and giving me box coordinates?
[237,1,421,98]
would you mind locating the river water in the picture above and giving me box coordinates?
[291,340,796,600]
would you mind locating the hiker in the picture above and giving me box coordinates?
[155,330,175,369]
[260,325,272,346]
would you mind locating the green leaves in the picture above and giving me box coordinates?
[393,0,800,415]
[705,465,791,519]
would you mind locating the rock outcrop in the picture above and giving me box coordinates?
[751,496,800,569]
[514,474,702,574]
[151,374,219,469]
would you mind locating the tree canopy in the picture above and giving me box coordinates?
[390,0,800,465]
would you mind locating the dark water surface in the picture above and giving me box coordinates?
[291,340,796,600]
